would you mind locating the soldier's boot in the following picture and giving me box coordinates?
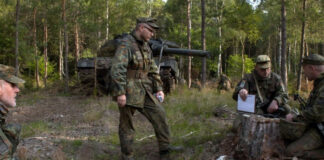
[303,148,324,159]
[159,146,184,160]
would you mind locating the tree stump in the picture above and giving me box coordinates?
[234,114,285,160]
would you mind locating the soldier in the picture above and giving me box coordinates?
[232,55,290,117]
[0,64,25,159]
[217,74,231,91]
[110,17,182,160]
[284,54,324,159]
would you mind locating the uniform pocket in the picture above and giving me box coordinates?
[126,80,145,107]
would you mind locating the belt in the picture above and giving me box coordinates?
[127,69,148,79]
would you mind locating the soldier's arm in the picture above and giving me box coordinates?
[273,77,289,106]
[110,43,131,97]
[232,75,249,101]
[148,58,163,93]
[302,87,324,123]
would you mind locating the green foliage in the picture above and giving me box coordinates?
[163,87,236,146]
[227,54,255,79]
[21,121,50,138]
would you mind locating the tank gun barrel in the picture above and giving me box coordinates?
[149,39,210,57]
[151,46,210,57]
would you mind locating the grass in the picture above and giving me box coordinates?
[125,86,237,159]
[21,121,51,138]
[83,110,105,122]
[17,85,238,159]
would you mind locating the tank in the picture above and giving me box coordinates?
[77,36,209,95]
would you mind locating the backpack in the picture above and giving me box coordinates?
[77,34,129,95]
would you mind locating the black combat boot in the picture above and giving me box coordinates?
[159,145,184,160]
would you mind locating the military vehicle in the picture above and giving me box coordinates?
[77,36,209,95]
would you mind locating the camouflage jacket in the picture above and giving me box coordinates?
[233,70,289,111]
[298,73,324,123]
[110,31,163,108]
[0,103,8,126]
[0,102,20,158]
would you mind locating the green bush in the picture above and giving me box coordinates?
[227,54,255,79]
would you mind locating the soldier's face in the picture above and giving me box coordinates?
[255,65,271,78]
[140,24,155,42]
[0,80,20,107]
[302,64,315,80]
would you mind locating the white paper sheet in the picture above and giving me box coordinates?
[237,94,255,113]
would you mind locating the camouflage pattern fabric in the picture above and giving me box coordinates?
[119,95,170,158]
[0,103,21,159]
[110,31,163,108]
[279,119,307,141]
[285,73,324,158]
[232,70,289,115]
[0,64,25,84]
[110,31,170,158]
[218,74,231,91]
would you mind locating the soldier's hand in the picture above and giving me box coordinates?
[286,113,294,121]
[156,91,164,102]
[267,100,278,113]
[117,95,126,107]
[239,89,248,101]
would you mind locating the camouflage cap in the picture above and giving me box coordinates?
[302,54,324,65]
[255,55,271,69]
[136,17,159,30]
[0,64,25,84]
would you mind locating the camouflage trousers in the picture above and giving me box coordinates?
[286,128,324,159]
[118,94,170,159]
[0,123,21,160]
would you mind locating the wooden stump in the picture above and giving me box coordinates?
[234,114,285,160]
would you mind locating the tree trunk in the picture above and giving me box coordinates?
[59,28,63,80]
[278,27,281,74]
[281,0,287,88]
[201,0,206,87]
[33,7,40,88]
[187,0,192,88]
[15,0,20,76]
[217,0,223,77]
[240,37,245,78]
[234,114,285,160]
[74,22,80,73]
[305,42,309,92]
[297,0,306,92]
[294,39,297,76]
[106,0,109,41]
[62,0,69,92]
[287,44,291,73]
[44,21,48,87]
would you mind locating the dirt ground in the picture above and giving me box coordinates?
[6,90,236,160]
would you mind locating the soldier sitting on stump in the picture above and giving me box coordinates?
[232,55,290,118]
[282,54,324,159]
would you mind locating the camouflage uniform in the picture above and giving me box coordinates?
[218,74,231,91]
[233,70,289,115]
[284,54,324,159]
[0,64,25,159]
[110,18,170,159]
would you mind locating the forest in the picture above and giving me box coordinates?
[1,0,323,92]
[1,0,324,159]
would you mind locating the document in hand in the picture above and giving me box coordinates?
[237,94,255,113]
